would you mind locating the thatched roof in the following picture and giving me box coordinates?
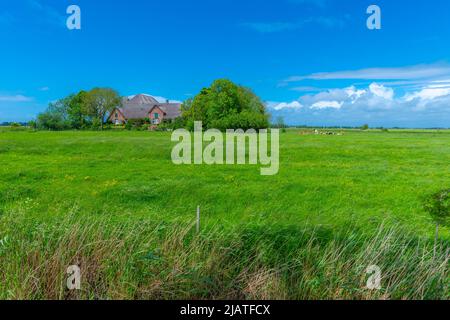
[116,94,181,120]
[151,104,182,120]
[126,94,159,105]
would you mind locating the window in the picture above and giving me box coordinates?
[115,112,118,119]
[154,113,159,119]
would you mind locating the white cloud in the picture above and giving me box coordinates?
[0,95,33,102]
[283,63,450,83]
[269,101,303,110]
[269,80,450,127]
[301,83,394,110]
[273,63,450,127]
[345,86,367,103]
[369,83,394,100]
[311,100,343,109]
[405,87,450,102]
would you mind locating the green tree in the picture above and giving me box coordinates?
[36,110,70,131]
[274,116,287,129]
[28,120,37,129]
[84,88,122,130]
[36,99,72,130]
[182,79,269,131]
[67,91,90,129]
[35,88,121,131]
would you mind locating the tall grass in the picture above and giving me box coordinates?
[0,207,448,300]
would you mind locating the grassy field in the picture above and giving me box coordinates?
[0,129,449,299]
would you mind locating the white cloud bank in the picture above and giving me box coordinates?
[268,81,450,127]
[271,63,450,127]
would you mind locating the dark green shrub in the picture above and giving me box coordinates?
[182,79,269,131]
[424,189,450,226]
[36,111,71,131]
[28,120,37,129]
[91,118,102,130]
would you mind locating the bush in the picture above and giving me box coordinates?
[159,117,186,131]
[91,118,102,130]
[36,112,70,131]
[183,79,269,131]
[124,119,150,131]
[209,110,269,131]
[361,124,369,130]
[424,189,450,226]
[28,120,37,129]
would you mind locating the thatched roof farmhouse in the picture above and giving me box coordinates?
[109,94,182,126]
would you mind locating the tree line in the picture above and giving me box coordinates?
[34,88,122,131]
[34,79,270,131]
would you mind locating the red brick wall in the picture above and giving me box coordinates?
[109,109,126,124]
[149,107,165,124]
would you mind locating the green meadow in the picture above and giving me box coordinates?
[0,129,449,299]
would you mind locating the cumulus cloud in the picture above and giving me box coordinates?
[267,81,450,127]
[267,101,303,110]
[369,83,394,100]
[311,101,343,109]
[345,86,367,103]
[298,82,418,110]
[404,80,450,101]
[273,63,450,127]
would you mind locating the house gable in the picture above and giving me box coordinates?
[149,106,165,124]
[109,108,126,123]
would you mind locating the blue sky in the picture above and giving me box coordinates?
[1,0,450,127]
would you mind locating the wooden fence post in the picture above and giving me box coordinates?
[196,205,200,233]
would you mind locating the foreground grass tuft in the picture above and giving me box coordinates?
[0,208,448,300]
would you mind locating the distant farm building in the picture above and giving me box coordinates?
[109,94,182,127]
